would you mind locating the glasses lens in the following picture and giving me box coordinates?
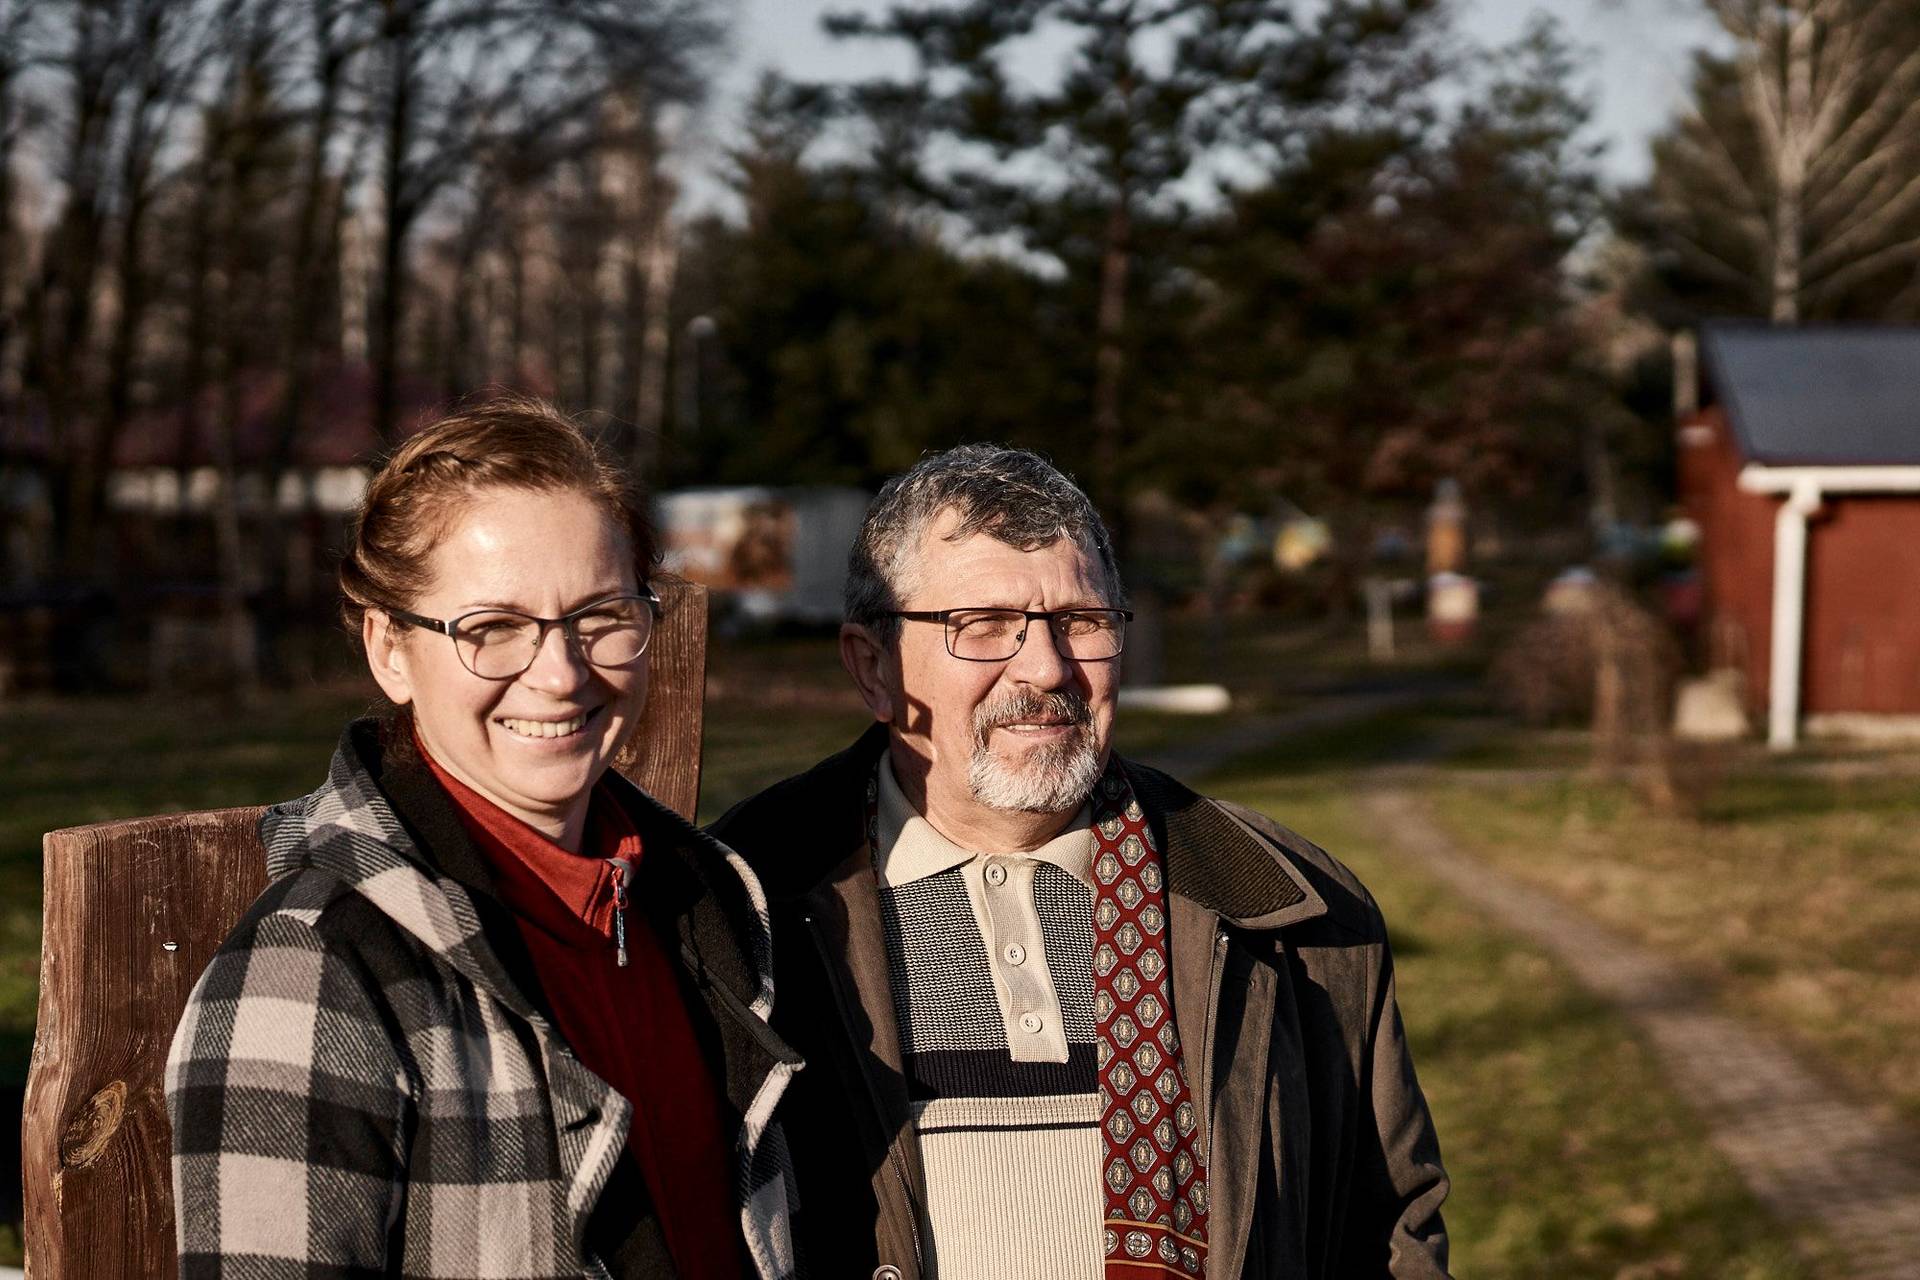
[946,609,1027,660]
[571,596,654,668]
[454,612,544,678]
[1052,610,1126,659]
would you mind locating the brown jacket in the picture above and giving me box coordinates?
[708,726,1450,1279]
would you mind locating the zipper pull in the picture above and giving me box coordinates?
[608,857,631,968]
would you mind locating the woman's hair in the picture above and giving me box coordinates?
[339,394,658,639]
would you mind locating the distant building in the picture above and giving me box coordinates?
[1679,322,1920,748]
[656,486,869,627]
[0,365,443,689]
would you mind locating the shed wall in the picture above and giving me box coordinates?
[1680,407,1920,717]
[1679,409,1775,713]
[1803,495,1920,714]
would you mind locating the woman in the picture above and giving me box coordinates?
[165,397,799,1279]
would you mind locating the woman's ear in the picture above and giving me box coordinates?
[839,623,895,723]
[364,610,416,706]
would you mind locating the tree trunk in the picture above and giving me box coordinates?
[1092,193,1131,528]
[373,21,416,444]
[1771,4,1816,324]
[632,183,677,482]
[37,39,116,576]
[508,209,529,377]
[0,65,19,399]
[269,19,347,472]
[257,29,348,669]
[210,65,264,695]
[97,120,160,547]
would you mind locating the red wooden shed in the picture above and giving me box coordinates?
[1679,322,1920,748]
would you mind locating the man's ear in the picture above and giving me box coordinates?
[364,610,416,706]
[840,623,895,723]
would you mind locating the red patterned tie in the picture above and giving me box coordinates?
[1092,763,1207,1277]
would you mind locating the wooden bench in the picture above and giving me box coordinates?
[21,580,709,1278]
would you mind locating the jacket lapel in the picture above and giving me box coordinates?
[804,841,929,1274]
[1204,930,1277,1280]
[303,722,802,1279]
[1131,757,1323,1280]
[289,726,635,1262]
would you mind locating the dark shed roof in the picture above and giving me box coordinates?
[1701,322,1920,466]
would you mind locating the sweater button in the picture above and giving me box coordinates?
[873,1268,903,1280]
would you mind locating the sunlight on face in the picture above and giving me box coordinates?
[367,486,648,845]
[887,509,1119,828]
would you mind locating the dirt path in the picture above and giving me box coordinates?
[1360,787,1920,1279]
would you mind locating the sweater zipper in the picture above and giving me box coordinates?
[607,857,631,967]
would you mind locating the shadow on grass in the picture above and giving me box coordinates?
[1201,710,1450,785]
[1697,769,1920,826]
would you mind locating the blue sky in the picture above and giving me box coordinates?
[702,0,1722,194]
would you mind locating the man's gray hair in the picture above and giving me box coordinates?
[845,444,1124,641]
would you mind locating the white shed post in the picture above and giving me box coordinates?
[1765,480,1822,750]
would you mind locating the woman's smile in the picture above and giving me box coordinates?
[496,706,601,741]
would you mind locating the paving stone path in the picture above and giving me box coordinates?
[1361,787,1920,1280]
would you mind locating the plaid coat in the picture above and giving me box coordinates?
[166,721,802,1279]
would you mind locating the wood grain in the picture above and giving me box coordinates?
[24,808,268,1279]
[615,576,709,821]
[22,580,709,1277]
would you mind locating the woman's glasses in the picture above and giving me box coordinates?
[386,591,660,680]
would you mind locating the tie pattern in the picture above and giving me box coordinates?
[1092,764,1207,1277]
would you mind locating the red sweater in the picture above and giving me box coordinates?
[419,749,744,1280]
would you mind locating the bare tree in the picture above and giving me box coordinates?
[0,0,728,688]
[358,0,722,442]
[266,0,371,479]
[24,0,222,574]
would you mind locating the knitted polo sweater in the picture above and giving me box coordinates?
[872,757,1102,1280]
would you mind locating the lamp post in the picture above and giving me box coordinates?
[678,314,715,439]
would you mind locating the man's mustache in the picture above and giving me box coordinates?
[972,690,1093,746]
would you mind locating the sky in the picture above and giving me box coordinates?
[695,0,1724,204]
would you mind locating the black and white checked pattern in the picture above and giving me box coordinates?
[166,722,802,1279]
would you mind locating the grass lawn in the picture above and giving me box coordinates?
[1424,747,1920,1130]
[1210,765,1836,1278]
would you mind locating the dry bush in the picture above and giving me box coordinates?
[1493,583,1711,812]
[1491,610,1595,726]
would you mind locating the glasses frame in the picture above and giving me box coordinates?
[889,606,1135,663]
[386,589,663,681]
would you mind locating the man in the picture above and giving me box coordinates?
[710,445,1449,1280]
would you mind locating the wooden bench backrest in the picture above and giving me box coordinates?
[22,580,708,1279]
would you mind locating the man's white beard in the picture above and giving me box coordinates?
[967,691,1103,814]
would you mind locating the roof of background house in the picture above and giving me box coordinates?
[1701,322,1920,466]
[112,363,449,468]
[0,363,537,468]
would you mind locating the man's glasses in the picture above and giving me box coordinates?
[889,607,1133,662]
[387,591,661,680]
